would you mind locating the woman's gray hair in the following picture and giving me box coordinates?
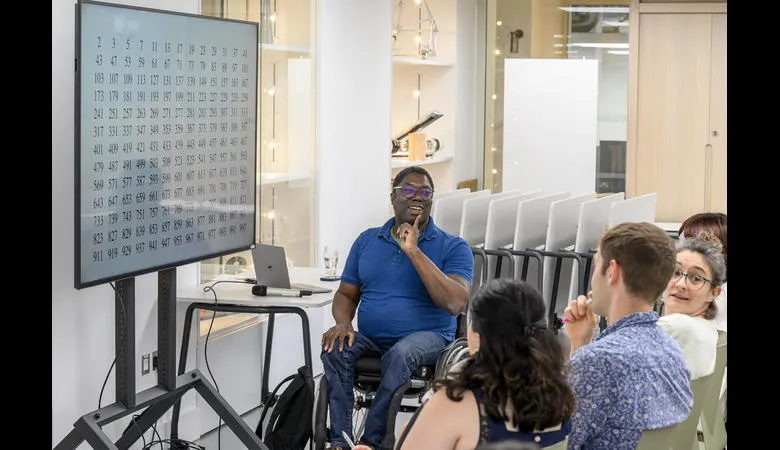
[674,232,726,321]
[676,231,727,286]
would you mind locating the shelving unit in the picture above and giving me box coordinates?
[391,0,458,192]
[391,154,453,169]
[392,56,455,67]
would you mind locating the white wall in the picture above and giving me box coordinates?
[315,0,394,265]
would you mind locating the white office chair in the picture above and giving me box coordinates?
[432,189,490,236]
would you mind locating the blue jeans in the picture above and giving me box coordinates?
[321,330,448,449]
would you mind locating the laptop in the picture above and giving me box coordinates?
[249,243,333,294]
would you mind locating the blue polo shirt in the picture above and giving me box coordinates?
[340,217,474,349]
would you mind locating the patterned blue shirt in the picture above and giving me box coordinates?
[567,311,693,449]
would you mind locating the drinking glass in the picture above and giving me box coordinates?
[322,245,339,280]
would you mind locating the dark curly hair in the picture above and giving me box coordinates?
[432,279,575,433]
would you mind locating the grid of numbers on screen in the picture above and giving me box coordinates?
[78,4,258,286]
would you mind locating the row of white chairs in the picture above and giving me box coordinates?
[432,187,658,328]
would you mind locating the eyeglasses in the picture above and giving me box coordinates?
[393,185,434,201]
[669,269,712,290]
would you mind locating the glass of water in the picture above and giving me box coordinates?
[322,245,339,279]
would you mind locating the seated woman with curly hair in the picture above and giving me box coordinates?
[392,278,575,450]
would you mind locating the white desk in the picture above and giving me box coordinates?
[171,267,336,441]
[177,267,336,308]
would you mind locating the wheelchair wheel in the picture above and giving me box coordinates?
[313,375,330,450]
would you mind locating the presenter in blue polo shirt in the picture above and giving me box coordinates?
[320,166,474,450]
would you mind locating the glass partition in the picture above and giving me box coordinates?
[484,1,629,195]
[200,0,316,281]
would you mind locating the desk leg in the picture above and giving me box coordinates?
[262,313,275,405]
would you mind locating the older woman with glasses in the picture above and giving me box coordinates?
[657,231,726,380]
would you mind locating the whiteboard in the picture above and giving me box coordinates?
[502,59,599,194]
[76,1,259,288]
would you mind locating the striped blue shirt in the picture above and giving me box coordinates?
[567,311,693,449]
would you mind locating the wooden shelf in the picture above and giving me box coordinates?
[392,56,455,67]
[260,43,310,54]
[391,154,453,169]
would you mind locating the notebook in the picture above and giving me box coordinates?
[250,243,333,294]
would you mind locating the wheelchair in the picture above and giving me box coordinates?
[313,249,489,450]
[313,334,470,450]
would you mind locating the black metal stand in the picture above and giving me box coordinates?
[54,269,266,450]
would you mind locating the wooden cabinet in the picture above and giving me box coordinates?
[627,2,726,222]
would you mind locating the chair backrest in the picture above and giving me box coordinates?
[511,192,570,292]
[430,188,470,219]
[460,189,540,246]
[483,190,545,278]
[608,192,658,227]
[567,192,625,300]
[699,342,727,450]
[433,189,491,236]
[541,192,596,319]
[667,371,714,450]
[636,366,717,450]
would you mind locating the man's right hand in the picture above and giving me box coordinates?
[321,322,355,353]
[563,294,597,355]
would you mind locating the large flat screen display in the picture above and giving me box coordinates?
[75,1,259,289]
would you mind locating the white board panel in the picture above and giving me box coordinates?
[502,59,599,195]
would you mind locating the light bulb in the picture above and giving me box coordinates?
[491,94,497,100]
[496,20,502,26]
[269,14,276,22]
[491,169,498,174]
[414,35,422,43]
[268,141,276,149]
[415,0,422,5]
[412,90,420,98]
[267,87,276,96]
[267,210,276,219]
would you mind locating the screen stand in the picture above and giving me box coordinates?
[54,268,267,450]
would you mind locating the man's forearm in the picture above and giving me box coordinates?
[332,294,357,325]
[406,248,469,315]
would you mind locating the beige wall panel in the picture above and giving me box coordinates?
[708,14,727,214]
[635,13,712,221]
[530,0,566,59]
